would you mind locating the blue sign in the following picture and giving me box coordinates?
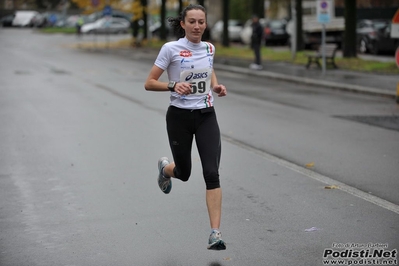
[317,0,331,24]
[103,5,112,16]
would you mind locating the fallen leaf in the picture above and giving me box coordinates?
[325,185,339,189]
[305,162,315,168]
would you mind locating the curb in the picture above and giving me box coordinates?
[213,64,397,99]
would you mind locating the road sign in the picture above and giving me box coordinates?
[391,8,399,38]
[103,5,112,16]
[317,0,333,24]
[91,0,99,7]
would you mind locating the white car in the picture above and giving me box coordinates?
[81,17,130,34]
[12,10,38,27]
[210,20,243,43]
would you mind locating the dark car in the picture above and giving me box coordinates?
[356,19,398,54]
[1,14,15,27]
[264,19,289,46]
[30,13,47,28]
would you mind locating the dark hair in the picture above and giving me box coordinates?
[168,4,207,38]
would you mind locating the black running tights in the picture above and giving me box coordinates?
[166,106,221,190]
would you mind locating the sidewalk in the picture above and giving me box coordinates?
[214,56,398,98]
[93,45,399,98]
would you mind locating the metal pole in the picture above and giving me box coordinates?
[322,23,326,75]
[291,0,297,60]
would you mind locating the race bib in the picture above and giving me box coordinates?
[180,68,212,95]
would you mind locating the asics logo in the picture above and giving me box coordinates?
[185,72,208,81]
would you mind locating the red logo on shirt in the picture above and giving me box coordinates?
[179,50,193,57]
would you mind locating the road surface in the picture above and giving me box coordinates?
[0,28,398,266]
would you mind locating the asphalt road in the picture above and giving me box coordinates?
[0,29,398,266]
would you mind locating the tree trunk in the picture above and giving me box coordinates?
[295,0,303,51]
[141,0,148,40]
[343,0,357,57]
[179,0,183,15]
[160,0,167,40]
[252,0,265,18]
[222,0,229,47]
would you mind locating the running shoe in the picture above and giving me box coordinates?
[158,157,172,194]
[207,230,226,250]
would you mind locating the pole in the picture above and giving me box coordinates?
[322,23,326,75]
[291,0,297,60]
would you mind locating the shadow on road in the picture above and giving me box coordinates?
[209,262,224,266]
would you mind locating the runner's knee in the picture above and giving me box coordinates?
[204,172,220,190]
[174,167,190,182]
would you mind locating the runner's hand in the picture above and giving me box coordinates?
[174,82,192,95]
[212,84,227,97]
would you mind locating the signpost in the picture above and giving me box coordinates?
[392,9,399,103]
[316,0,333,75]
[396,48,399,104]
[103,5,113,16]
[290,0,297,60]
[317,0,332,24]
[391,8,399,39]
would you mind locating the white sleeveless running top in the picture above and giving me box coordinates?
[154,37,215,110]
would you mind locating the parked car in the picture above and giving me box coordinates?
[356,19,391,54]
[31,12,60,27]
[81,17,130,34]
[55,15,82,28]
[12,10,38,27]
[86,10,132,24]
[211,20,243,43]
[30,12,47,27]
[0,14,15,27]
[240,18,267,45]
[367,22,399,55]
[263,19,289,46]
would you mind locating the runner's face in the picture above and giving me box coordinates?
[181,9,206,43]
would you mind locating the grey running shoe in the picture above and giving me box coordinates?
[158,157,172,194]
[207,230,226,250]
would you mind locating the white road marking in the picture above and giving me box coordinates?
[223,135,399,215]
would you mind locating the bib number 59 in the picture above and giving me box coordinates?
[191,81,207,94]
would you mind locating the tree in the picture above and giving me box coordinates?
[230,0,251,22]
[130,0,143,42]
[160,0,167,40]
[252,0,264,18]
[222,0,230,47]
[343,0,357,57]
[295,0,304,51]
[179,0,183,14]
[141,0,148,40]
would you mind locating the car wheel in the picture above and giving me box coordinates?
[359,39,368,53]
[370,41,379,55]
